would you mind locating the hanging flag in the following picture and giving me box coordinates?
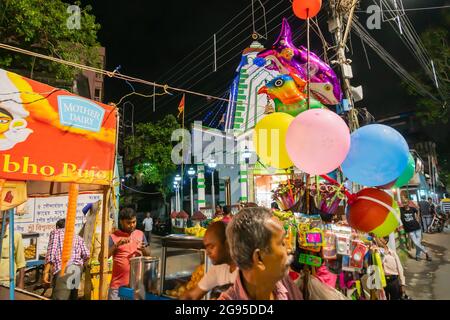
[178,94,185,118]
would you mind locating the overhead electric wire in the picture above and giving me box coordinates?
[159,0,274,86]
[351,17,440,102]
[145,3,293,118]
[180,12,328,124]
[156,2,256,82]
[373,0,445,100]
[355,4,450,13]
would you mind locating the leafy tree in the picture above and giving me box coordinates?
[405,17,449,124]
[0,0,101,81]
[124,115,181,210]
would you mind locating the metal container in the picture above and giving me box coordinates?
[129,257,160,299]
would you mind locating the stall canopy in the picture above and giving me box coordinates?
[0,67,117,300]
[0,68,117,185]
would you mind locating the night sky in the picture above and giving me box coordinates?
[80,0,448,136]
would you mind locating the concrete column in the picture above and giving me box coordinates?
[196,164,206,210]
[239,163,248,203]
[219,178,226,207]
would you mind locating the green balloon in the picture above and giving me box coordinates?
[394,153,415,188]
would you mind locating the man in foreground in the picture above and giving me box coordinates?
[219,207,302,300]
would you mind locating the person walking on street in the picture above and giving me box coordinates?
[400,201,432,262]
[43,218,90,300]
[142,212,153,244]
[418,196,433,233]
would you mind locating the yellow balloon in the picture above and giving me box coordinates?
[371,200,400,237]
[253,112,294,169]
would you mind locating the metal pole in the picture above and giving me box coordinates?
[211,170,216,210]
[9,208,15,300]
[190,177,194,214]
[0,211,6,263]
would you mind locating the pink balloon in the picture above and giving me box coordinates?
[285,109,350,175]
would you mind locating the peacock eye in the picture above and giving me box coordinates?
[274,79,284,87]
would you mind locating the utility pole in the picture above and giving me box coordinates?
[327,0,360,132]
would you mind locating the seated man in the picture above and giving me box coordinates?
[219,207,302,300]
[181,221,237,300]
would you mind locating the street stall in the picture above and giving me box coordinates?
[0,68,118,300]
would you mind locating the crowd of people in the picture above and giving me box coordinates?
[1,195,448,300]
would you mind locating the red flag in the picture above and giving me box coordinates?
[178,94,185,118]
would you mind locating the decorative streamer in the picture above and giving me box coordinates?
[60,183,79,276]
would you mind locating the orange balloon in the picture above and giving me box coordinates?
[348,188,392,232]
[292,0,322,19]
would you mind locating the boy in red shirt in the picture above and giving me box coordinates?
[108,208,151,300]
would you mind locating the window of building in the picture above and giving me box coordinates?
[94,88,101,101]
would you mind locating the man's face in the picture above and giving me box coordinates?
[260,217,292,282]
[203,231,227,265]
[120,217,136,234]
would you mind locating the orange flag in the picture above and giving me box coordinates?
[177,94,185,118]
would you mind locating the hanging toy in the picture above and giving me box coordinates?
[257,18,342,105]
[258,74,324,117]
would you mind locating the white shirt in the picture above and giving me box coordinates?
[143,217,153,231]
[381,248,406,286]
[198,264,238,292]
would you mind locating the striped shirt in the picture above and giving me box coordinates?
[45,229,90,275]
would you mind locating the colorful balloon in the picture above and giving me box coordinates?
[341,124,409,187]
[394,153,415,188]
[348,188,400,237]
[258,74,324,117]
[253,112,294,169]
[292,0,322,19]
[257,18,342,105]
[285,109,350,175]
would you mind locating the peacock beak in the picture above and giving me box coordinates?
[258,86,268,95]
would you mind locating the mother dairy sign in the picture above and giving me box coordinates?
[58,96,105,132]
[0,68,117,185]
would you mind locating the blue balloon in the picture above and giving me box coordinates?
[341,124,409,187]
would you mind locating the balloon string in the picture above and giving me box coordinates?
[319,174,355,202]
[287,176,295,206]
[306,8,311,110]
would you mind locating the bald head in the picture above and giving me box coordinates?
[205,221,227,244]
[203,221,230,265]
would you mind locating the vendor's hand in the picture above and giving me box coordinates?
[400,285,405,294]
[138,244,151,256]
